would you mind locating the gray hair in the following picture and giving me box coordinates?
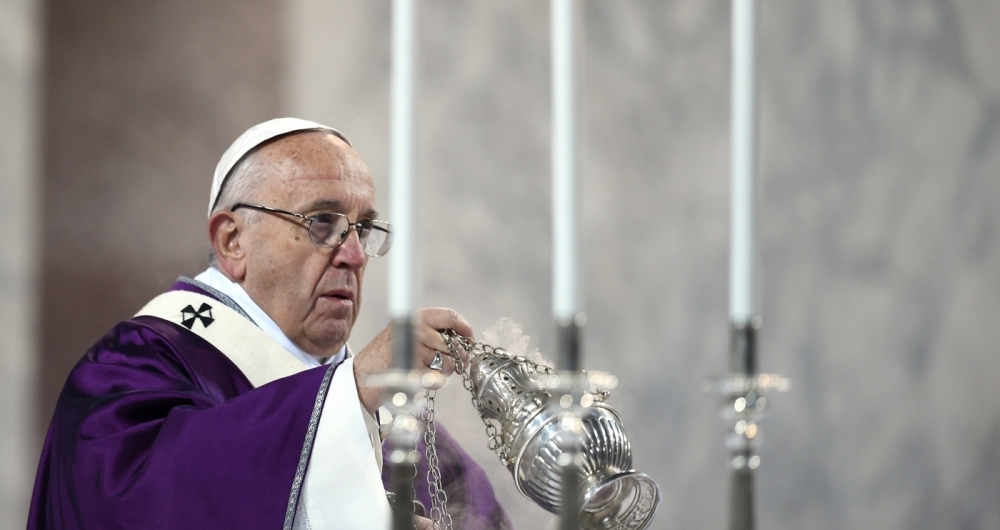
[206,150,268,266]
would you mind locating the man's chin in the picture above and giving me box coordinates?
[303,320,352,355]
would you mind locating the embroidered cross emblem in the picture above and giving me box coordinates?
[180,303,215,329]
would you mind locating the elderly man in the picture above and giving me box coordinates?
[28,118,511,529]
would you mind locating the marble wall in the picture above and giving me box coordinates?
[288,1,1000,529]
[4,0,997,529]
[0,0,39,528]
[38,0,285,424]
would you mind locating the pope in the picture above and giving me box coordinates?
[28,118,512,530]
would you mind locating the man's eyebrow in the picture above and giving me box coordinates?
[303,199,343,211]
[305,199,379,219]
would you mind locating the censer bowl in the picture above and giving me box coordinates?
[466,350,661,530]
[511,402,660,530]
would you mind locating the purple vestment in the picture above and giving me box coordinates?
[389,425,513,529]
[29,281,511,529]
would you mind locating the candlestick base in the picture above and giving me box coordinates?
[702,373,790,469]
[703,372,788,530]
[705,317,790,530]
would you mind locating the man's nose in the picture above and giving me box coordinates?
[333,228,367,269]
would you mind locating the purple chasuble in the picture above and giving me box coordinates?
[28,280,512,529]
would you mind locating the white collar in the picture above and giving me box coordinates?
[193,267,346,368]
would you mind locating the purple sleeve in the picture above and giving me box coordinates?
[29,319,334,530]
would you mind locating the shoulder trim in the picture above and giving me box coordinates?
[135,290,306,387]
[283,362,338,529]
[176,276,257,325]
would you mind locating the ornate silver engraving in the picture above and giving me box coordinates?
[440,332,660,530]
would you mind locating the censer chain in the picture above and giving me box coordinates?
[422,387,453,530]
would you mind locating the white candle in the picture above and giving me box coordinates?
[389,0,416,320]
[552,0,578,321]
[729,0,757,324]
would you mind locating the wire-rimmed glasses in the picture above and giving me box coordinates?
[231,203,394,257]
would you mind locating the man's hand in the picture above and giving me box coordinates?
[413,514,437,530]
[354,307,473,413]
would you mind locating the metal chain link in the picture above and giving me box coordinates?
[421,388,453,530]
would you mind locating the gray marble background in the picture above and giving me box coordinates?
[2,1,999,529]
[291,2,1000,529]
[0,0,39,526]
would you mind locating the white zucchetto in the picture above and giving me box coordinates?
[208,117,350,217]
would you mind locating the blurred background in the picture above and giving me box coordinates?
[2,1,999,529]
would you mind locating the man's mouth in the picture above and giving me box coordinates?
[321,289,355,303]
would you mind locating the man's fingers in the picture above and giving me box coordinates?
[412,308,472,367]
[354,308,471,410]
[415,307,474,339]
[414,320,452,353]
[413,515,436,530]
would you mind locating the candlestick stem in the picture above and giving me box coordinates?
[728,1,760,528]
[556,317,582,372]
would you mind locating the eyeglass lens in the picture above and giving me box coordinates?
[309,213,393,257]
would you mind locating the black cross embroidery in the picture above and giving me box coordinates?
[181,303,215,329]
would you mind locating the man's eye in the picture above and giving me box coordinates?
[312,213,337,225]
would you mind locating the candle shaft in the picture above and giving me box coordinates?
[729,3,761,529]
[552,0,578,321]
[390,0,416,322]
[729,0,758,324]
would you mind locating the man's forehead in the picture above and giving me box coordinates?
[262,131,350,160]
[256,133,377,210]
[261,132,370,181]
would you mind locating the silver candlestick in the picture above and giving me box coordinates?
[704,318,790,530]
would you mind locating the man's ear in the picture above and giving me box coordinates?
[208,211,247,281]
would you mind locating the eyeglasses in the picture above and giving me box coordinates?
[231,203,394,257]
